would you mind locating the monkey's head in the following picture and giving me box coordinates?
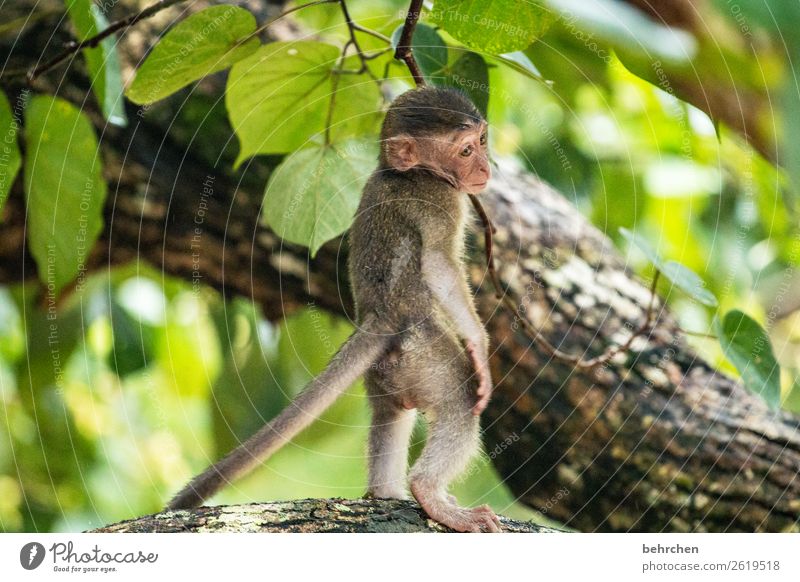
[380,87,491,194]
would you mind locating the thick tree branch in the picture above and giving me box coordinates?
[93,499,558,533]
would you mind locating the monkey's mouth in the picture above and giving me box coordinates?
[471,181,489,190]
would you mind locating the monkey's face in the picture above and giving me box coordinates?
[384,122,491,194]
[440,122,491,194]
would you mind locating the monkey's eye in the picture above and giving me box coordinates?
[460,145,473,157]
[480,132,487,146]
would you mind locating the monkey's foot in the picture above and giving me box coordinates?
[425,501,501,533]
[411,484,501,533]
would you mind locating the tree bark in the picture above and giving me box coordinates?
[477,169,800,532]
[2,0,799,533]
[92,499,557,533]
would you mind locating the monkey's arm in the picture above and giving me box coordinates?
[421,250,492,413]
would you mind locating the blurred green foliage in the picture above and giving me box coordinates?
[1,0,799,532]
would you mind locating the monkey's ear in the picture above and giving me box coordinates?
[385,135,419,171]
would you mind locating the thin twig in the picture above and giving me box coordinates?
[362,47,392,60]
[7,0,188,81]
[394,0,426,86]
[466,194,662,370]
[337,1,382,87]
[468,194,501,300]
[571,270,662,368]
[338,0,367,70]
[350,22,391,44]
[680,329,718,339]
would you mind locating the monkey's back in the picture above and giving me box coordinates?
[348,170,466,331]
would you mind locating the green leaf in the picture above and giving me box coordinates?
[24,95,107,293]
[126,5,259,105]
[66,0,127,126]
[439,51,490,116]
[226,41,381,165]
[432,0,554,54]
[717,310,781,410]
[661,261,718,307]
[390,23,449,80]
[263,138,378,256]
[493,51,548,83]
[619,227,718,307]
[0,91,22,217]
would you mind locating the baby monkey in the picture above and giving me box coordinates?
[168,86,499,533]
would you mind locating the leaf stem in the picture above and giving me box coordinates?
[324,40,351,145]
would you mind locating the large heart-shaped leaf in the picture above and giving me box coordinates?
[263,138,378,256]
[432,0,554,54]
[226,42,381,166]
[718,310,781,410]
[66,0,127,126]
[0,91,22,216]
[126,5,259,105]
[24,96,107,293]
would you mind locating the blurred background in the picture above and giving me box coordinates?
[1,0,798,532]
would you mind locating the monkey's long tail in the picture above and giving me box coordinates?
[167,314,390,510]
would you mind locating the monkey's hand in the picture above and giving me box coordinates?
[465,340,492,415]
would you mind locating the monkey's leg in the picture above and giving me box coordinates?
[366,394,416,499]
[409,398,501,533]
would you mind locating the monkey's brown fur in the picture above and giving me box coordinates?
[168,86,498,532]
